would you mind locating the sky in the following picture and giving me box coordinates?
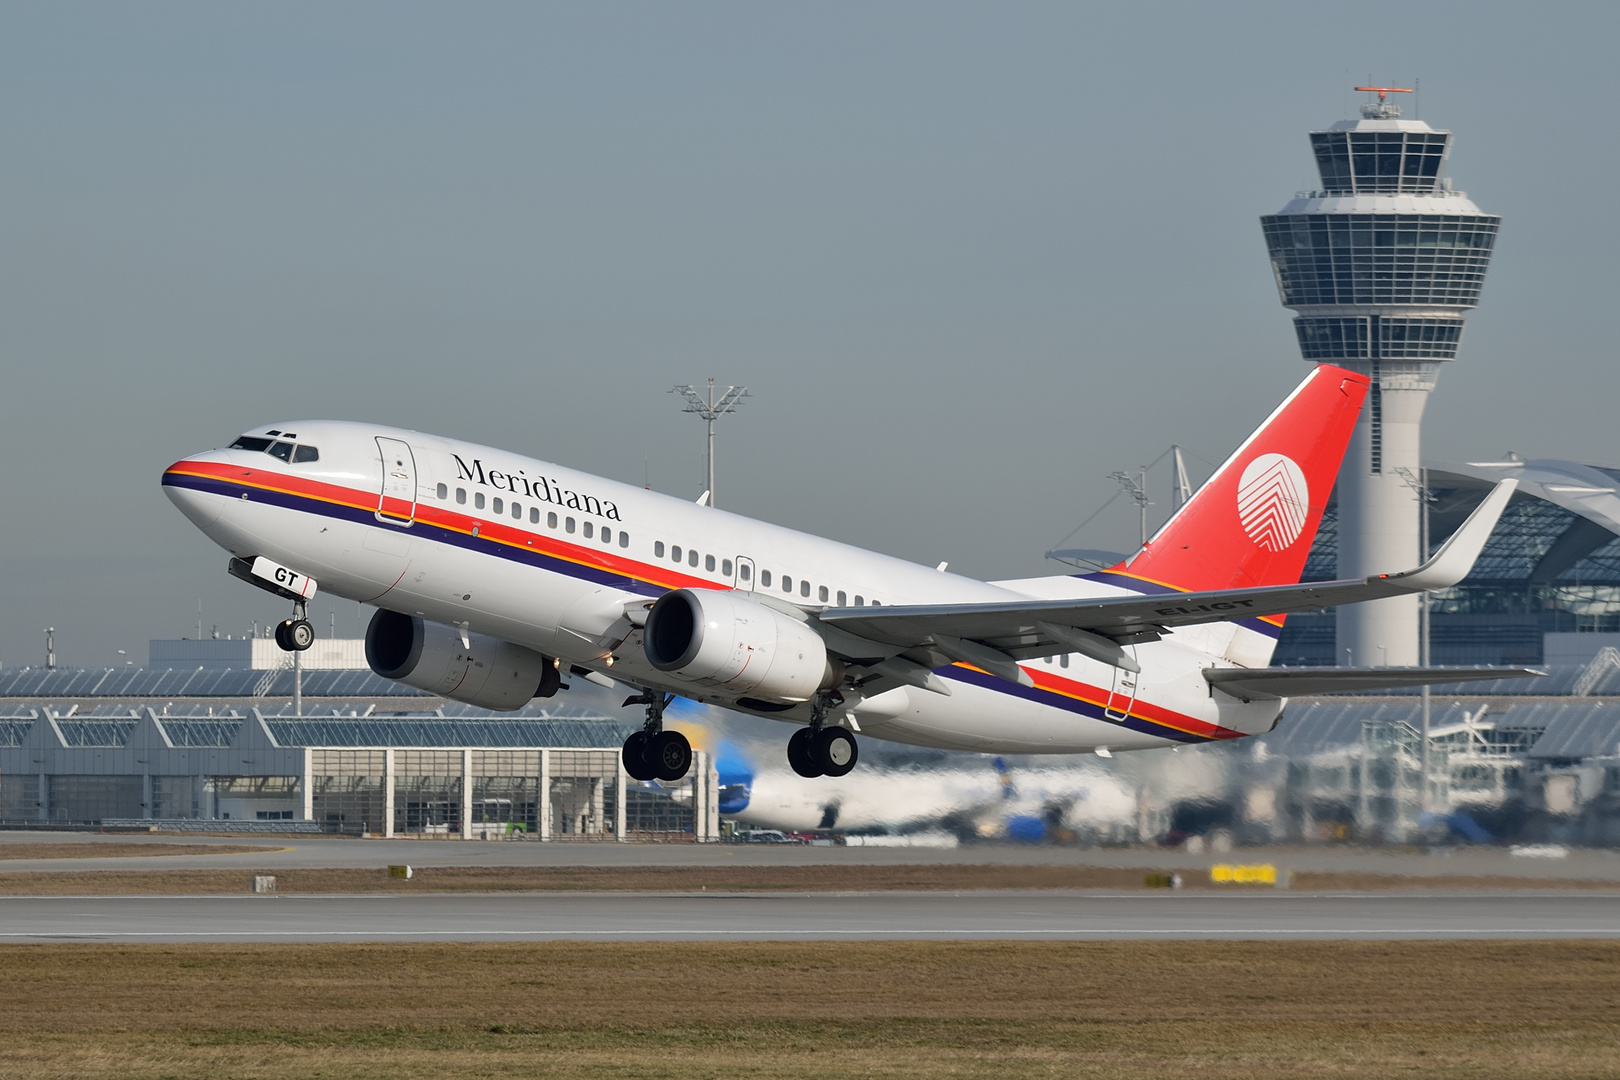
[2,1,1616,667]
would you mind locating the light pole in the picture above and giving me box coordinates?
[1396,465,1437,812]
[671,379,749,509]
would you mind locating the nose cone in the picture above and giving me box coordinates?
[162,451,229,529]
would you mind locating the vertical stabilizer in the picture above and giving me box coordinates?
[1107,365,1369,594]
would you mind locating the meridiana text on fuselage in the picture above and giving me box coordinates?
[453,454,622,522]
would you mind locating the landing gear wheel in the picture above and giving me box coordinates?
[274,621,292,652]
[813,727,858,777]
[787,727,823,778]
[621,732,657,782]
[651,730,692,782]
[287,619,315,651]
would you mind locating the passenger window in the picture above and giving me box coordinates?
[672,545,682,562]
[761,570,771,587]
[475,492,486,510]
[619,532,629,549]
[229,436,273,452]
[566,517,575,533]
[854,596,864,605]
[782,576,793,593]
[601,528,612,545]
[530,507,539,524]
[705,554,716,572]
[293,445,320,464]
[872,600,881,606]
[511,503,521,520]
[583,522,593,539]
[268,441,294,462]
[722,559,733,576]
[493,497,504,514]
[837,591,846,606]
[819,585,829,602]
[436,483,448,499]
[740,564,752,582]
[655,541,665,558]
[1060,654,1070,669]
[456,488,467,505]
[548,512,558,528]
[801,580,811,597]
[689,550,699,567]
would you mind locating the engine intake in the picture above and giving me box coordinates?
[643,589,840,703]
[365,609,560,711]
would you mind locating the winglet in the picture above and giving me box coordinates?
[1382,479,1516,591]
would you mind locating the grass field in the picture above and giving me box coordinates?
[0,843,277,861]
[0,862,1613,895]
[0,940,1615,1078]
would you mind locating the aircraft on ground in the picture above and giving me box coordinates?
[162,364,1532,783]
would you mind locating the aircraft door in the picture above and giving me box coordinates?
[734,556,756,591]
[375,437,418,526]
[1103,647,1140,721]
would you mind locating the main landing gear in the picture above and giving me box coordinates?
[787,692,858,779]
[620,689,691,783]
[274,601,314,653]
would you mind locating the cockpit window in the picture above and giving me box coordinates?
[230,436,273,452]
[267,441,295,462]
[292,445,320,464]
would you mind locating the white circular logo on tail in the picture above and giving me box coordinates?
[1236,454,1309,552]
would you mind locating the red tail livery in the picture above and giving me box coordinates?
[1109,364,1369,593]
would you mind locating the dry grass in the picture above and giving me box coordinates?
[0,862,1612,896]
[0,843,276,861]
[0,940,1614,1077]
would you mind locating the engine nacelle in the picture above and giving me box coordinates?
[365,609,560,711]
[643,589,840,703]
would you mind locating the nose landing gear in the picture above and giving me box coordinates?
[620,689,691,782]
[274,601,315,653]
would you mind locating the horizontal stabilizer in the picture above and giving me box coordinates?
[1205,665,1544,701]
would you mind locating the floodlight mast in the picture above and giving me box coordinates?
[670,379,749,509]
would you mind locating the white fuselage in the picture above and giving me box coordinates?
[163,421,1284,755]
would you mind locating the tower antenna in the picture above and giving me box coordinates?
[670,379,749,509]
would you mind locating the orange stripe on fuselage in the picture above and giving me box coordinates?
[165,460,723,594]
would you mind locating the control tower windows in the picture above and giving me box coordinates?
[1261,213,1499,308]
[1295,315,1466,361]
[1309,131,1449,195]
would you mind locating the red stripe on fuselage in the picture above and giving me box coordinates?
[1016,665,1248,741]
[165,460,723,594]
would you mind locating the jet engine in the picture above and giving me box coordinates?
[365,609,561,711]
[643,589,841,702]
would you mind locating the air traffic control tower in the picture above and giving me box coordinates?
[1261,88,1500,666]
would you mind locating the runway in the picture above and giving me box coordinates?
[2,831,1617,881]
[1,890,1615,942]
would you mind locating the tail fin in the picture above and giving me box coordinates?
[1107,364,1368,593]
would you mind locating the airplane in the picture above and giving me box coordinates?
[709,737,1139,843]
[161,363,1534,783]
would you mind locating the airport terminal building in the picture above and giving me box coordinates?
[0,695,720,841]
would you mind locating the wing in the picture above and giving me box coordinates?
[1203,665,1544,701]
[817,480,1517,681]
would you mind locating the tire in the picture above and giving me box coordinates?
[274,621,295,652]
[813,727,858,777]
[621,732,657,782]
[651,729,692,782]
[787,727,823,778]
[288,619,315,651]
